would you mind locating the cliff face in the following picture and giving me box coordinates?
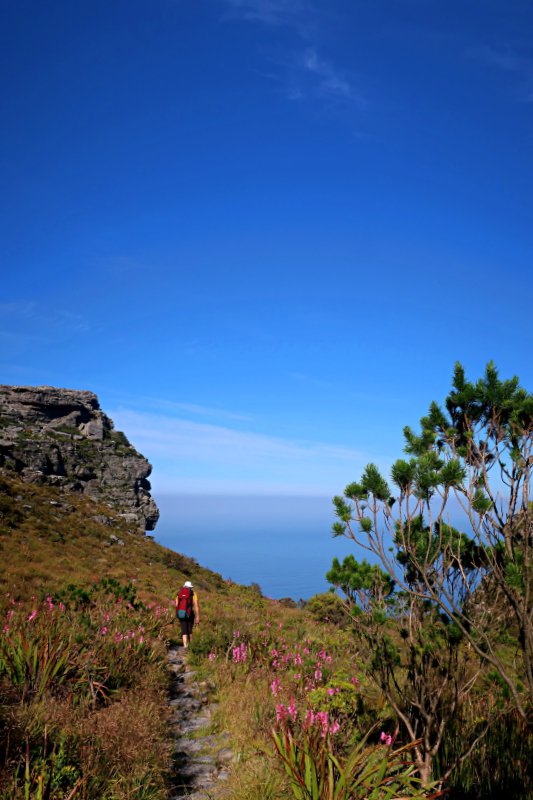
[0,385,159,532]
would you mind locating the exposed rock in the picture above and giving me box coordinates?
[167,647,230,799]
[216,748,233,764]
[0,385,159,532]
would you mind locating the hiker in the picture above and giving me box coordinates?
[175,580,200,648]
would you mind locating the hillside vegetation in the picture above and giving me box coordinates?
[0,475,440,800]
[0,473,223,798]
[1,458,531,799]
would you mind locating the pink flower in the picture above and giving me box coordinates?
[303,646,310,655]
[100,626,109,636]
[2,624,9,635]
[380,732,392,747]
[287,698,298,721]
[232,643,248,663]
[293,653,302,666]
[315,711,329,737]
[350,675,359,685]
[327,688,336,696]
[329,720,340,736]
[139,635,144,644]
[304,709,315,727]
[27,610,38,622]
[314,668,322,682]
[233,630,240,639]
[294,673,301,680]
[271,678,282,696]
[318,649,327,660]
[276,703,287,722]
[208,651,216,662]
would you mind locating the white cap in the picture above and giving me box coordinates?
[184,580,193,588]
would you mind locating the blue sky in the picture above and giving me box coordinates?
[2,0,532,497]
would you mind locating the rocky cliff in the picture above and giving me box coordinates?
[0,385,159,532]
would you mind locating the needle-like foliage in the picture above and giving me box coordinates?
[329,362,532,784]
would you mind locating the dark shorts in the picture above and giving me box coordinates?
[179,615,194,636]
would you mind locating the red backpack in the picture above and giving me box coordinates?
[176,587,194,619]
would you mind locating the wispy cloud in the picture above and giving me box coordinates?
[138,397,253,423]
[288,370,337,390]
[223,0,306,30]
[0,301,38,318]
[0,302,89,339]
[220,0,363,107]
[298,48,359,102]
[468,43,527,72]
[109,407,366,495]
[264,46,361,106]
[466,43,533,101]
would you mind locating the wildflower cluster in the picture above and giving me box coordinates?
[0,582,172,703]
[232,642,248,663]
[197,601,429,800]
[275,701,341,738]
[266,633,335,692]
[0,578,174,800]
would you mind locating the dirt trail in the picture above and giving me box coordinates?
[167,646,233,800]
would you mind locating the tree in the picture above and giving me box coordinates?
[330,362,532,781]
[327,545,482,785]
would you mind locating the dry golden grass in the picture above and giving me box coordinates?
[0,473,365,799]
[0,475,213,797]
[0,475,225,610]
[219,756,292,800]
[0,475,329,799]
[82,689,170,784]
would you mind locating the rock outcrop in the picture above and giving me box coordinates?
[0,385,159,532]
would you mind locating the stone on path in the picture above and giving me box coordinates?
[167,646,234,799]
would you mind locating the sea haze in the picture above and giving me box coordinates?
[153,494,363,600]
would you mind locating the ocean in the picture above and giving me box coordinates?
[152,494,362,600]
